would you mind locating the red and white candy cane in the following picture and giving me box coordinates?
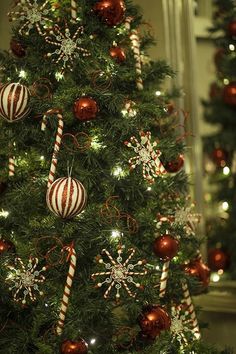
[56,242,77,335]
[125,17,143,91]
[182,280,201,339]
[41,109,64,188]
[158,260,170,298]
[8,156,15,177]
[71,0,77,22]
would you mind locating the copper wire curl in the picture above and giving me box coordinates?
[100,196,138,234]
[91,70,112,91]
[33,236,65,267]
[62,132,92,153]
[31,78,53,100]
[114,326,137,350]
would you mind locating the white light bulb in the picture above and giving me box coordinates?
[155,90,161,96]
[156,265,160,270]
[229,44,235,51]
[40,156,45,160]
[19,70,27,79]
[211,273,220,282]
[0,210,9,218]
[55,72,64,81]
[90,338,96,345]
[147,187,152,191]
[222,201,229,211]
[111,230,121,239]
[113,166,123,177]
[224,78,229,85]
[223,166,230,175]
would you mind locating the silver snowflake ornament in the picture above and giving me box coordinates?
[7,257,46,304]
[171,305,194,349]
[174,204,200,236]
[92,246,147,301]
[45,24,90,71]
[125,131,166,183]
[8,0,52,36]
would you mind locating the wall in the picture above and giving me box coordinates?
[0,0,11,49]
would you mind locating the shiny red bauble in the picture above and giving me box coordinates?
[10,39,26,58]
[0,239,15,255]
[109,46,126,63]
[73,97,99,121]
[212,148,228,167]
[153,234,179,261]
[137,305,171,339]
[164,155,184,173]
[61,339,88,354]
[227,20,236,37]
[184,259,210,288]
[93,0,126,26]
[223,82,236,106]
[208,248,230,271]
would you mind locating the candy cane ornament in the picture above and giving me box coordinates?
[182,280,201,340]
[158,260,170,298]
[124,17,143,90]
[71,0,77,22]
[8,156,15,177]
[56,243,77,336]
[42,109,64,188]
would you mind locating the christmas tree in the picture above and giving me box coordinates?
[203,0,236,280]
[0,0,230,353]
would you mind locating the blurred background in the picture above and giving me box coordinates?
[1,0,236,350]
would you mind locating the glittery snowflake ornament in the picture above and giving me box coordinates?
[8,0,52,36]
[7,257,46,304]
[45,24,90,71]
[124,131,166,183]
[174,204,201,236]
[171,305,194,348]
[92,246,147,301]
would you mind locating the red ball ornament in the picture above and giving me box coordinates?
[153,234,179,261]
[223,82,236,106]
[164,154,184,173]
[137,305,171,339]
[109,46,126,63]
[61,339,88,354]
[46,177,87,219]
[74,97,99,121]
[227,20,236,37]
[93,0,126,26]
[0,239,15,255]
[184,259,210,288]
[10,39,26,58]
[208,248,230,271]
[212,148,228,167]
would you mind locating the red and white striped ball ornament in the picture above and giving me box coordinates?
[0,83,30,122]
[46,177,87,219]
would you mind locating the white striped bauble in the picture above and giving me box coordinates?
[0,83,30,122]
[46,177,87,219]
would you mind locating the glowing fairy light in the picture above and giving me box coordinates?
[0,210,9,218]
[222,201,229,211]
[19,70,27,78]
[90,338,96,345]
[111,230,121,239]
[223,166,230,175]
[55,72,64,81]
[229,44,235,51]
[223,78,229,85]
[112,166,126,178]
[211,273,220,283]
[155,90,162,96]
